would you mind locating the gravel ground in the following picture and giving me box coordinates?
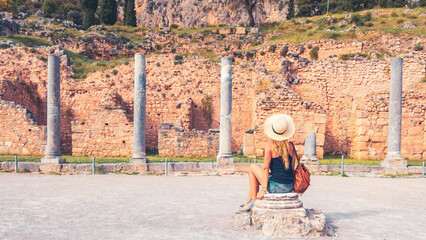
[0,173,425,240]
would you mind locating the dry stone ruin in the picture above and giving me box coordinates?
[0,33,425,164]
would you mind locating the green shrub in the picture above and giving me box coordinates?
[246,51,255,60]
[309,47,319,60]
[280,45,288,57]
[414,43,423,51]
[0,44,10,49]
[269,44,277,52]
[350,14,365,26]
[170,24,179,29]
[364,12,372,22]
[174,55,183,61]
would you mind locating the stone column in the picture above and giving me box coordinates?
[301,132,319,165]
[382,58,407,169]
[131,53,148,163]
[217,57,234,165]
[41,55,65,163]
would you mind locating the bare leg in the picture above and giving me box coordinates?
[246,164,268,203]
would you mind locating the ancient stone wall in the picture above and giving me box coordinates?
[158,123,219,157]
[351,91,425,160]
[250,81,327,158]
[293,54,425,159]
[0,100,46,155]
[71,108,133,157]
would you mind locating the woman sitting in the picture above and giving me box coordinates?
[236,114,297,213]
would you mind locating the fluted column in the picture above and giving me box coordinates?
[41,55,65,163]
[131,53,148,163]
[217,57,234,164]
[382,58,406,168]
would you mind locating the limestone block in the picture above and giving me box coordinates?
[18,162,40,172]
[61,164,77,173]
[235,27,246,34]
[219,28,232,35]
[76,164,91,172]
[39,163,62,172]
[174,162,199,172]
[256,149,264,157]
[250,28,259,34]
[314,114,327,124]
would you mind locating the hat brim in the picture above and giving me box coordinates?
[264,114,296,141]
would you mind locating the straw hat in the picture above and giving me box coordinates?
[264,114,296,141]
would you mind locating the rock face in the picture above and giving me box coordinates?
[236,193,333,238]
[0,19,20,36]
[135,0,290,28]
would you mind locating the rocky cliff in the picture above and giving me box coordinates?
[135,0,291,28]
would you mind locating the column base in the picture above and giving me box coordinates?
[217,154,235,173]
[41,156,66,164]
[382,152,406,167]
[300,155,319,165]
[130,157,149,163]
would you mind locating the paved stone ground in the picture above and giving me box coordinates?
[0,173,425,240]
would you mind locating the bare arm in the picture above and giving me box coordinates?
[290,142,297,172]
[261,142,272,189]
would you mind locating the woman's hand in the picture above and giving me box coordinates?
[256,189,267,199]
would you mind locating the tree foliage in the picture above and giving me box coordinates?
[79,0,98,29]
[100,0,118,25]
[125,0,136,26]
[42,0,59,18]
[287,0,295,20]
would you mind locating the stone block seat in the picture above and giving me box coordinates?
[234,193,334,238]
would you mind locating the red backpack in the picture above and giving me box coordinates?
[290,143,311,194]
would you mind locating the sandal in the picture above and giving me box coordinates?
[235,200,255,214]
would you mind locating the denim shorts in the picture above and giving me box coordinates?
[267,177,293,193]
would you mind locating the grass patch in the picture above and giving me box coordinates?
[0,35,53,47]
[0,154,422,166]
[66,50,130,80]
[383,173,412,178]
[320,155,381,166]
[0,154,260,164]
[339,53,369,60]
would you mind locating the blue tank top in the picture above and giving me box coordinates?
[270,155,294,184]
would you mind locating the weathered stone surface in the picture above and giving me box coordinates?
[159,123,219,158]
[217,57,234,164]
[18,162,40,172]
[249,193,332,238]
[75,164,91,173]
[301,131,319,164]
[382,58,407,168]
[131,53,148,163]
[233,212,251,230]
[42,55,65,164]
[39,163,62,172]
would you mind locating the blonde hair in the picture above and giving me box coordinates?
[272,140,290,169]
